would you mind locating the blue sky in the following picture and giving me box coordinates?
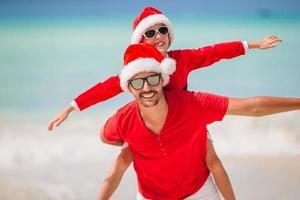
[0,0,299,16]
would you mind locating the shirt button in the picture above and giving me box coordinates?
[163,153,167,156]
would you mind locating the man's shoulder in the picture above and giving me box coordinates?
[165,90,199,103]
[165,89,199,96]
[165,90,225,104]
[113,100,137,120]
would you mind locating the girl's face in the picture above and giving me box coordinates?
[141,23,170,57]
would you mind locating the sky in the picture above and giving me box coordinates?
[0,0,300,16]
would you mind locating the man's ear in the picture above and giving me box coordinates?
[160,77,165,87]
[128,85,133,93]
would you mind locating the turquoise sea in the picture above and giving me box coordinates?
[1,15,300,114]
[0,14,300,200]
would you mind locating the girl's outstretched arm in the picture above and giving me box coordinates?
[48,75,122,131]
[73,75,122,111]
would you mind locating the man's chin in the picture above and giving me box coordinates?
[140,99,159,108]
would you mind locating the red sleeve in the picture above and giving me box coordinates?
[174,41,245,71]
[74,75,122,111]
[102,113,122,142]
[191,91,229,124]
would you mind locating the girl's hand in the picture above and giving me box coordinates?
[48,105,74,131]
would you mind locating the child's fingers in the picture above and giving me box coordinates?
[48,121,55,131]
[55,121,61,127]
[56,118,65,127]
[274,38,282,42]
[270,38,282,44]
[268,44,276,48]
[48,123,53,131]
[48,117,60,131]
[273,37,282,42]
[56,122,61,127]
[266,35,282,42]
[268,35,275,39]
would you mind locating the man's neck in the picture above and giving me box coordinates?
[138,93,168,134]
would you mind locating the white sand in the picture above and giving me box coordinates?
[221,155,300,200]
[111,155,300,200]
[0,156,299,200]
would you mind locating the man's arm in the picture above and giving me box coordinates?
[98,120,131,199]
[100,127,124,146]
[97,148,133,200]
[226,96,300,116]
[206,140,236,200]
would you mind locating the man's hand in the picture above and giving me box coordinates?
[248,35,282,49]
[48,105,74,131]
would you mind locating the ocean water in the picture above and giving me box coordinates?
[1,15,300,113]
[0,14,300,199]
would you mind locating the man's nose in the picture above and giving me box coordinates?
[142,81,151,91]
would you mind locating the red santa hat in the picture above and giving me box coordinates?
[120,43,176,92]
[131,6,174,44]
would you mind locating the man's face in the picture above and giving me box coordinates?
[128,72,163,108]
[141,23,170,55]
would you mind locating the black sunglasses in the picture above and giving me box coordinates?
[128,73,161,90]
[143,26,169,39]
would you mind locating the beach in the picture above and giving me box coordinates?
[1,155,299,200]
[108,155,300,200]
[1,10,300,200]
[221,155,300,200]
[0,115,300,200]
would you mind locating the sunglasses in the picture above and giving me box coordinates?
[128,73,161,90]
[143,26,169,39]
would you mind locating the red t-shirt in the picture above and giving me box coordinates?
[75,41,244,110]
[103,90,229,200]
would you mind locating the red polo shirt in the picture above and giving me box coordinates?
[103,90,229,200]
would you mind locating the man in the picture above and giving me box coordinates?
[49,7,281,200]
[100,43,300,200]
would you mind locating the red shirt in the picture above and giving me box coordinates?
[103,90,229,200]
[75,41,244,110]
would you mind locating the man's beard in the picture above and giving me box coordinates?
[138,90,160,108]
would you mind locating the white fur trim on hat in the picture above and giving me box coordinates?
[131,14,174,44]
[119,58,176,92]
[160,58,176,75]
